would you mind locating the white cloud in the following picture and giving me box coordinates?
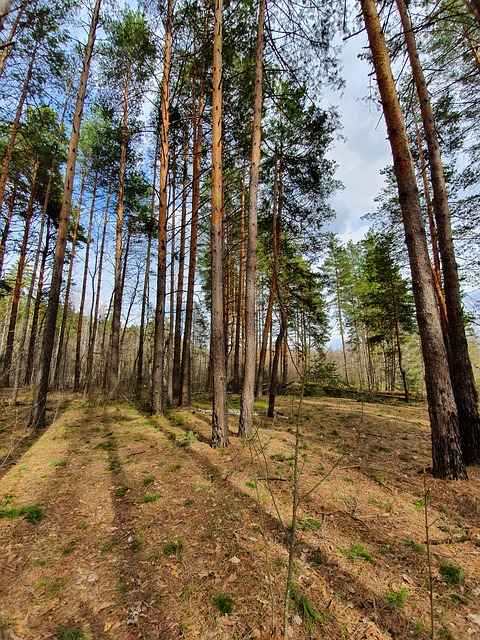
[323,35,392,243]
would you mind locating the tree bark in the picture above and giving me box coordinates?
[74,169,97,392]
[396,0,480,465]
[1,161,37,385]
[239,0,266,437]
[25,220,50,386]
[85,175,111,396]
[232,168,246,394]
[28,0,102,428]
[172,134,189,398]
[210,0,229,448]
[0,179,17,280]
[360,0,466,479]
[108,62,130,396]
[53,165,86,388]
[0,0,27,79]
[0,40,38,220]
[179,79,204,406]
[255,272,275,398]
[151,0,172,415]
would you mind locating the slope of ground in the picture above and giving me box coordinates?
[0,392,479,640]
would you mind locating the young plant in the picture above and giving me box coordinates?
[163,537,183,556]
[386,587,409,610]
[290,584,327,631]
[213,594,234,615]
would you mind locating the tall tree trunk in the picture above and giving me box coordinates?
[1,161,37,385]
[74,169,97,391]
[210,0,228,447]
[53,166,86,388]
[166,158,176,406]
[179,78,204,406]
[173,134,189,398]
[152,0,172,415]
[333,253,350,386]
[396,0,480,465]
[0,40,38,219]
[255,272,275,397]
[19,75,73,394]
[28,0,102,428]
[25,220,50,386]
[267,150,287,419]
[137,233,152,397]
[413,112,449,338]
[232,168,246,393]
[108,62,130,396]
[239,0,266,437]
[360,0,466,479]
[12,186,52,404]
[86,177,111,395]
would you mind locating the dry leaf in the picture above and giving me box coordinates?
[166,562,180,578]
[229,555,241,564]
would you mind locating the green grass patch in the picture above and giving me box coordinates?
[163,538,183,555]
[142,475,156,486]
[290,584,328,630]
[297,515,322,532]
[94,440,115,451]
[57,628,90,640]
[178,431,196,447]
[62,539,77,555]
[129,539,144,552]
[100,538,116,553]
[386,587,409,609]
[141,493,160,503]
[213,594,234,615]
[51,460,67,467]
[270,452,295,462]
[404,538,426,554]
[439,562,462,586]
[114,486,129,498]
[340,544,376,564]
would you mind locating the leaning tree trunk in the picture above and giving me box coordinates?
[396,0,480,465]
[210,0,228,448]
[29,0,102,428]
[239,0,266,437]
[360,0,466,479]
[152,0,172,415]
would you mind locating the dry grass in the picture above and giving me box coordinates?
[0,391,479,639]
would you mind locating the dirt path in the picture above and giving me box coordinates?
[1,397,479,640]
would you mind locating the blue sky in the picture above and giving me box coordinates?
[325,34,392,243]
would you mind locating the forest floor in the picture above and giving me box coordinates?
[0,391,479,640]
